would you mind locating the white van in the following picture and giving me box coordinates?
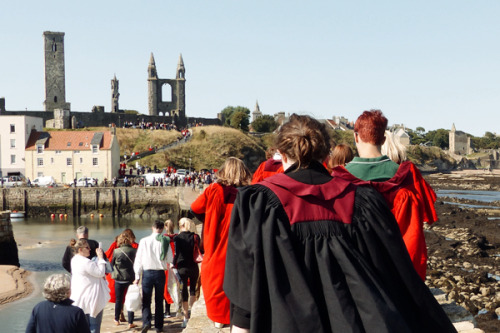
[32,176,56,187]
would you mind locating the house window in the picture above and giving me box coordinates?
[10,139,16,148]
[92,145,99,154]
[55,150,62,154]
[79,142,83,146]
[10,124,15,133]
[37,172,44,177]
[51,157,54,164]
[67,142,71,147]
[37,158,44,166]
[80,157,83,164]
[66,158,72,166]
[10,155,16,164]
[74,150,80,154]
[93,158,98,166]
[37,144,44,153]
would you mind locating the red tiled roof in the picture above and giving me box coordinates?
[26,131,113,151]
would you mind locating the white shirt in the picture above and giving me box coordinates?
[134,232,171,280]
[70,254,110,317]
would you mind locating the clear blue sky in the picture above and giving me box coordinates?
[1,0,499,137]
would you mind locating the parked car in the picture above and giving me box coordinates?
[175,169,187,180]
[32,176,56,187]
[2,176,25,187]
[70,177,97,187]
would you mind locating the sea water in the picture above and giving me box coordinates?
[0,216,154,332]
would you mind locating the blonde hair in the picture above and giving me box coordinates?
[72,238,88,255]
[117,233,132,247]
[179,217,196,233]
[216,157,252,187]
[381,130,407,164]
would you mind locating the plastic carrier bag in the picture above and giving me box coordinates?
[124,284,142,312]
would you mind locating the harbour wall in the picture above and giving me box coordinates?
[0,212,19,266]
[0,187,181,220]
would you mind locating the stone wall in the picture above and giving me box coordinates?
[1,110,220,129]
[0,187,181,220]
[0,212,19,266]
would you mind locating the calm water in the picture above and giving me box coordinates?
[0,215,155,332]
[436,189,500,203]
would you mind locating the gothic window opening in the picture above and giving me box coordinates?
[52,39,57,52]
[54,96,58,103]
[162,83,172,102]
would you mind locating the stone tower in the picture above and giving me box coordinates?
[111,74,120,113]
[252,100,263,122]
[148,53,186,121]
[43,31,70,111]
[449,123,471,155]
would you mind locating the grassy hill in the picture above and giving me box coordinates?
[109,126,458,172]
[131,126,266,171]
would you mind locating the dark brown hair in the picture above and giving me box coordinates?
[275,114,331,169]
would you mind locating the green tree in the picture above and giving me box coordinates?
[230,111,250,131]
[220,106,251,127]
[426,129,449,149]
[251,115,278,133]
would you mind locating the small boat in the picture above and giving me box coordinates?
[9,210,25,219]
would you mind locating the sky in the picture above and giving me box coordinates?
[1,0,499,137]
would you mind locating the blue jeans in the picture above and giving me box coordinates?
[142,270,166,329]
[86,310,103,333]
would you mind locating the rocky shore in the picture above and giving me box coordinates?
[425,171,500,333]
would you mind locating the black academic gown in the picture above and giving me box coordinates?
[224,162,456,333]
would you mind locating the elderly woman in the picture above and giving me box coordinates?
[71,239,110,333]
[26,273,90,333]
[190,157,252,328]
[224,114,457,333]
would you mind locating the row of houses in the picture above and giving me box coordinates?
[0,115,120,184]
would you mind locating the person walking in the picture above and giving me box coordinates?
[224,114,456,333]
[70,239,110,333]
[190,157,251,328]
[332,110,438,280]
[111,233,137,329]
[133,220,172,333]
[172,218,200,328]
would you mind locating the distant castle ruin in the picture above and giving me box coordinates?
[43,31,71,111]
[0,31,220,128]
[148,53,186,120]
[449,123,471,155]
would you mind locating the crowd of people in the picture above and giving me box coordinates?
[27,110,458,333]
[113,120,204,131]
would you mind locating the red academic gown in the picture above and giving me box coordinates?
[331,161,437,280]
[190,182,238,324]
[251,159,284,184]
[105,241,139,303]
